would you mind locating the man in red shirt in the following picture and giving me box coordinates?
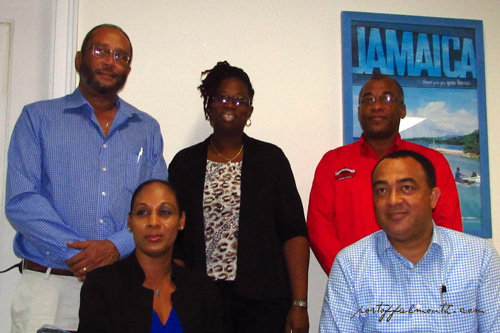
[307,74,462,274]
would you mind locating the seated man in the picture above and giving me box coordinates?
[455,167,465,182]
[320,150,500,332]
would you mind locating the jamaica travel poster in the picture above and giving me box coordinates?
[341,11,490,237]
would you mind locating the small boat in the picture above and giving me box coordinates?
[460,175,480,184]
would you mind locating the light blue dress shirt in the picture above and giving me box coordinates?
[320,224,500,332]
[5,89,168,269]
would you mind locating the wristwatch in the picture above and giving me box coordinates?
[292,300,308,309]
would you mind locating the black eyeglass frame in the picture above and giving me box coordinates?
[211,95,252,107]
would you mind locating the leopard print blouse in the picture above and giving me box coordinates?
[203,160,242,281]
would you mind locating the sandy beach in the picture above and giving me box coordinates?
[434,147,479,159]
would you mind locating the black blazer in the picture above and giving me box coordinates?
[78,252,225,333]
[169,135,308,300]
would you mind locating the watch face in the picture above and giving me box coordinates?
[293,300,308,308]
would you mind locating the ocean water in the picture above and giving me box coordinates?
[413,142,482,234]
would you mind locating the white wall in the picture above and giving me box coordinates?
[78,0,500,330]
[1,1,59,331]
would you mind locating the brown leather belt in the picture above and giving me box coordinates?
[23,259,74,277]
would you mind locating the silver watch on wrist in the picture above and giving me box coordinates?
[292,300,308,309]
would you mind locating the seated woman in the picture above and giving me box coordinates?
[78,179,225,333]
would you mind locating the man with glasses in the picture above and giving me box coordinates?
[5,24,167,332]
[307,74,462,275]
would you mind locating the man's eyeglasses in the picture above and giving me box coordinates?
[212,95,251,107]
[359,94,402,105]
[87,45,131,66]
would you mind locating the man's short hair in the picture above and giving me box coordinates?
[80,24,133,62]
[359,74,405,105]
[372,150,436,189]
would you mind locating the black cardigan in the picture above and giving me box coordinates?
[169,135,308,300]
[78,252,225,333]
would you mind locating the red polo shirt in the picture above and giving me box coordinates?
[307,134,462,274]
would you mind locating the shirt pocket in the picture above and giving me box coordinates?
[124,151,154,192]
[441,287,479,332]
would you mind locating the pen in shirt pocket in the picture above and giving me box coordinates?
[137,147,143,163]
[440,284,447,303]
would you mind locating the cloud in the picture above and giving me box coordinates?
[402,101,477,138]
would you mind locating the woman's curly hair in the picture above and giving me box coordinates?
[198,61,254,120]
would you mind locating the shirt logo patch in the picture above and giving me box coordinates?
[335,168,356,180]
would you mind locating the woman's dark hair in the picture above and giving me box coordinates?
[129,179,182,213]
[198,61,255,120]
